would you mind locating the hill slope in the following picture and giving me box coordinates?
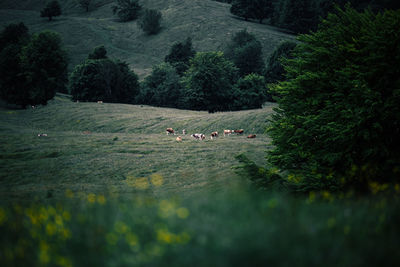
[0,96,275,200]
[0,0,295,78]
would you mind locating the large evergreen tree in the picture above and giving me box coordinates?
[268,5,400,192]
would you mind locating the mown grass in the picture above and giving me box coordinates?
[0,0,295,78]
[0,94,273,199]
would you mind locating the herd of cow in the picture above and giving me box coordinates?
[166,128,256,142]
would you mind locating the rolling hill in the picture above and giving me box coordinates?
[0,0,295,78]
[0,94,275,200]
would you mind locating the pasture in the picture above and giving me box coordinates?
[0,94,273,200]
[1,97,400,266]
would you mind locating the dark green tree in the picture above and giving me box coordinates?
[268,6,400,192]
[138,9,162,35]
[181,51,238,112]
[234,73,266,109]
[137,63,182,108]
[230,0,252,21]
[77,0,92,12]
[0,22,29,51]
[88,45,107,59]
[69,56,139,103]
[20,31,69,101]
[250,0,274,23]
[112,0,141,22]
[225,29,265,77]
[265,41,297,84]
[40,1,62,21]
[164,37,196,75]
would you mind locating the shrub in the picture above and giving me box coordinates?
[164,37,196,75]
[268,5,400,192]
[138,9,162,35]
[137,63,182,108]
[181,51,238,113]
[69,57,139,104]
[112,0,141,22]
[88,45,107,60]
[40,1,62,21]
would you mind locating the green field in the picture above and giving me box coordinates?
[0,94,274,200]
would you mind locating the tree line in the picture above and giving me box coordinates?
[229,0,400,33]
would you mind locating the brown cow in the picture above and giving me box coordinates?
[223,130,233,136]
[176,136,182,142]
[166,128,175,135]
[234,129,244,135]
[210,131,219,140]
[247,134,256,139]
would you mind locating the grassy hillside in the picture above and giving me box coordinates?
[0,0,295,78]
[0,95,274,200]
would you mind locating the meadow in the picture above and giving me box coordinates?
[1,95,400,266]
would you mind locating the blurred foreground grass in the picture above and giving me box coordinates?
[1,189,400,266]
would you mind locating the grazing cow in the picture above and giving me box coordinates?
[38,133,48,137]
[191,133,205,140]
[210,131,218,140]
[223,130,233,136]
[97,101,103,104]
[176,136,182,142]
[247,134,256,139]
[182,129,186,135]
[83,131,91,135]
[166,128,175,135]
[234,129,244,135]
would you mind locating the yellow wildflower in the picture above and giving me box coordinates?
[87,193,96,203]
[150,173,164,187]
[97,195,106,205]
[176,207,189,219]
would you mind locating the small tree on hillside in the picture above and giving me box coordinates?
[88,45,107,59]
[112,0,142,22]
[230,0,252,21]
[69,48,139,103]
[40,1,62,21]
[164,37,196,75]
[77,0,92,12]
[138,9,162,35]
[181,51,238,112]
[225,29,265,77]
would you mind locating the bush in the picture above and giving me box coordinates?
[40,1,62,21]
[112,0,141,22]
[69,55,139,104]
[137,63,182,108]
[234,74,266,110]
[181,51,238,113]
[88,45,107,60]
[225,29,265,77]
[268,6,400,192]
[0,27,68,107]
[164,37,196,75]
[138,9,162,35]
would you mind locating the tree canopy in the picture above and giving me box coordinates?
[40,1,62,21]
[268,5,400,192]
